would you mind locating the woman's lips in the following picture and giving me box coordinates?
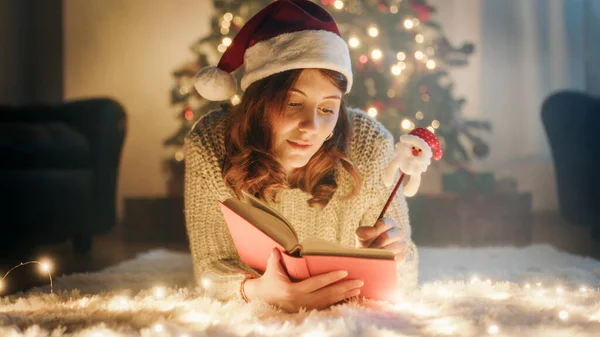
[287,140,312,150]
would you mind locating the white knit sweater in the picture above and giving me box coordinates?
[184,106,418,302]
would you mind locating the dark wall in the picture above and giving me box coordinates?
[585,0,600,96]
[0,0,63,105]
[0,0,21,105]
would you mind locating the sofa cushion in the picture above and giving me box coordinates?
[0,169,94,246]
[0,122,91,169]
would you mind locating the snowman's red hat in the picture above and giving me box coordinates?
[400,128,443,161]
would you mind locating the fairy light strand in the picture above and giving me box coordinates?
[0,260,54,294]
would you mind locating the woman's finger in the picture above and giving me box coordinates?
[295,270,348,294]
[382,241,408,258]
[369,227,404,248]
[307,279,364,309]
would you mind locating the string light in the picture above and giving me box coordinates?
[348,37,360,48]
[438,288,451,298]
[233,16,244,26]
[398,62,407,70]
[231,94,241,105]
[391,64,401,75]
[390,5,398,14]
[333,0,344,9]
[370,49,382,60]
[368,25,379,37]
[489,292,510,300]
[221,20,231,29]
[415,34,424,43]
[559,310,569,320]
[223,13,233,21]
[525,283,531,289]
[415,51,425,61]
[220,27,229,35]
[387,89,396,98]
[4,271,596,335]
[431,120,440,129]
[427,126,435,133]
[217,44,227,53]
[154,286,166,298]
[0,259,54,294]
[222,37,232,47]
[40,260,51,273]
[426,60,436,69]
[401,119,414,130]
[367,107,378,117]
[175,151,184,162]
[201,277,211,289]
[415,111,424,120]
[396,52,406,61]
[403,19,414,29]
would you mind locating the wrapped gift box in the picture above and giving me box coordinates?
[442,171,496,195]
[408,192,533,247]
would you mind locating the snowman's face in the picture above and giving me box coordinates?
[410,145,424,157]
[395,141,432,175]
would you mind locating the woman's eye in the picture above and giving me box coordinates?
[320,107,334,114]
[287,102,302,107]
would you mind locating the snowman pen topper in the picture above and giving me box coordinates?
[377,127,443,221]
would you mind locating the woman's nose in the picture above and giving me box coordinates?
[298,109,318,132]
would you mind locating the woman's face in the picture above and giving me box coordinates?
[272,69,342,175]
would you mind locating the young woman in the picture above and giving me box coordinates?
[185,0,417,312]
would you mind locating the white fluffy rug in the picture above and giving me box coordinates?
[2,244,600,336]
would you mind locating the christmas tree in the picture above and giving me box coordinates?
[164,0,490,194]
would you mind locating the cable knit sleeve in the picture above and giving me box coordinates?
[184,112,260,302]
[353,113,419,292]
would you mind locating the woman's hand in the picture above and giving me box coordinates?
[355,217,408,260]
[243,248,363,312]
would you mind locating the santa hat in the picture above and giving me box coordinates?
[400,128,443,161]
[194,0,353,101]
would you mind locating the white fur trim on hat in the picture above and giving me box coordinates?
[194,66,238,101]
[400,134,433,159]
[241,30,353,92]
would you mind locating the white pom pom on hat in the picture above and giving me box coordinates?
[194,66,237,101]
[194,0,353,101]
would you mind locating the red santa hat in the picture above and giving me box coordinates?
[194,0,353,101]
[400,127,443,161]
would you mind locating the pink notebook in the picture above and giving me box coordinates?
[218,191,398,302]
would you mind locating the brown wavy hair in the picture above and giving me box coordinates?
[222,68,362,208]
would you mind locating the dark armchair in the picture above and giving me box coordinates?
[541,91,600,235]
[0,98,126,253]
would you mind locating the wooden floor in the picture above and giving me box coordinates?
[1,211,598,296]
